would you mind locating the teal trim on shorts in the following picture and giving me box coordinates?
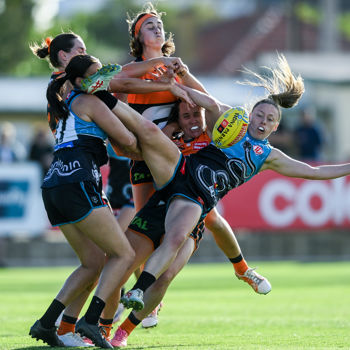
[52,182,108,226]
[53,204,108,227]
[80,181,93,206]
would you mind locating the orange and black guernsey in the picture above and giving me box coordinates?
[173,132,211,156]
[127,57,180,129]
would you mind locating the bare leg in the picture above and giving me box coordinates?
[101,229,154,320]
[132,182,155,212]
[110,239,195,346]
[57,207,134,304]
[113,102,181,188]
[143,198,202,278]
[205,208,241,258]
[134,238,195,320]
[205,208,272,295]
[115,206,136,232]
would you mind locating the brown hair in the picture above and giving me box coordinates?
[46,55,99,121]
[30,32,82,68]
[127,2,175,58]
[241,54,305,120]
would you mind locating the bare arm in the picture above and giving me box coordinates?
[262,148,350,179]
[119,57,183,78]
[162,121,181,139]
[177,84,231,132]
[174,60,208,93]
[108,77,194,107]
[108,77,176,94]
[178,70,208,94]
[75,94,140,156]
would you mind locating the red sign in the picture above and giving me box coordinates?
[102,164,350,231]
[219,170,350,230]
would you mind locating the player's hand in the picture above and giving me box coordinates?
[170,84,195,107]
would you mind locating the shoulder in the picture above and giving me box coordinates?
[261,147,287,171]
[71,93,105,113]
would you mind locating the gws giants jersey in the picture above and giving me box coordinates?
[127,57,180,129]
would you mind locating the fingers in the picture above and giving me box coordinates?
[179,91,195,108]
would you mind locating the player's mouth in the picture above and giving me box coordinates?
[191,126,199,131]
[258,126,265,132]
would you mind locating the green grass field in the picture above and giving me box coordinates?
[1,261,350,349]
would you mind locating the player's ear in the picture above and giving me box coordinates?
[273,122,279,132]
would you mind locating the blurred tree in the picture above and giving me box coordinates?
[0,0,35,74]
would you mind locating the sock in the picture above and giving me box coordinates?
[85,296,106,325]
[99,318,113,339]
[120,313,141,335]
[39,299,65,329]
[57,315,77,336]
[229,254,249,275]
[132,271,156,292]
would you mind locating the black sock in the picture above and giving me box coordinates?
[62,314,77,324]
[85,296,105,325]
[132,271,156,292]
[99,317,113,325]
[229,254,243,264]
[128,312,141,326]
[39,299,65,329]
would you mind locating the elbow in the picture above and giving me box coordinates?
[208,101,221,115]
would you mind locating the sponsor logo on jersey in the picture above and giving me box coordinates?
[193,142,210,150]
[253,145,263,155]
[44,159,82,180]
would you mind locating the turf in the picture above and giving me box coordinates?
[1,261,350,349]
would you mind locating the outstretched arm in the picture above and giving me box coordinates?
[108,77,177,94]
[263,148,350,179]
[108,76,194,107]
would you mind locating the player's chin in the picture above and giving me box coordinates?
[189,131,202,139]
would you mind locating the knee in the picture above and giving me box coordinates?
[139,120,160,144]
[80,253,105,276]
[112,245,135,268]
[164,231,187,252]
[124,248,136,268]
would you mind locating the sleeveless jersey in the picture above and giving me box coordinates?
[42,90,108,188]
[127,57,179,129]
[187,131,272,209]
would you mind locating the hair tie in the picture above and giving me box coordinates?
[134,14,156,37]
[45,37,52,54]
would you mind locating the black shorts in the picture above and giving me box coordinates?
[157,155,211,214]
[130,160,153,185]
[128,191,204,250]
[106,157,134,210]
[42,180,109,226]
